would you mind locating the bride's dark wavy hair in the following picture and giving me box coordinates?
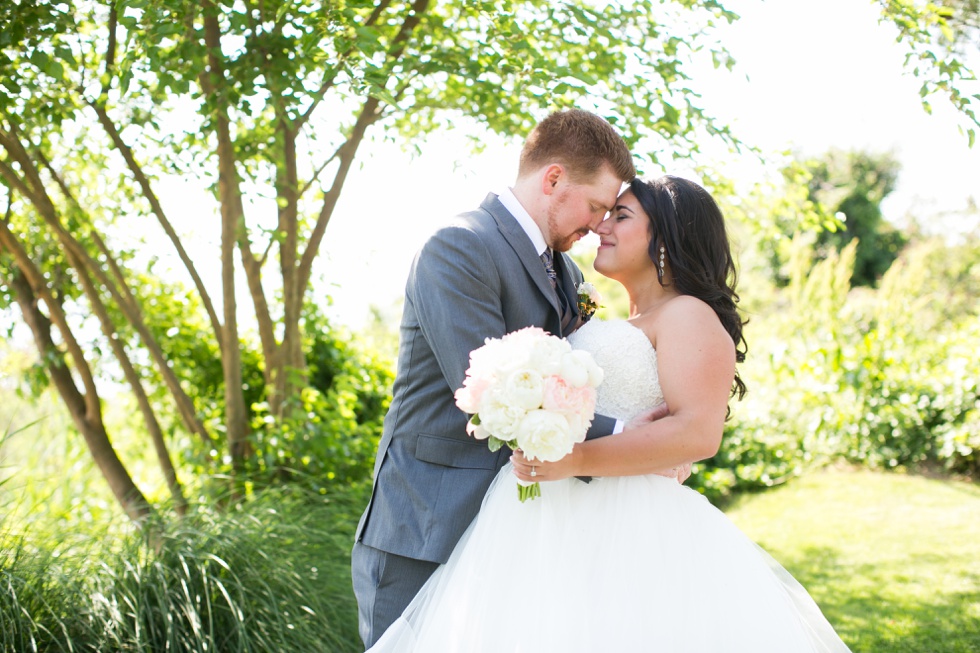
[630,176,747,409]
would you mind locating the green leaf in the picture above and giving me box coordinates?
[1,76,20,94]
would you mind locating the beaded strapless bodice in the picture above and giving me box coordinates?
[567,320,663,422]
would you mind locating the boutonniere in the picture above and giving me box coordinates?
[576,282,602,321]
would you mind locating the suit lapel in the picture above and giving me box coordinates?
[553,252,583,334]
[480,194,562,318]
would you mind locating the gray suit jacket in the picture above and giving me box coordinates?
[355,193,616,564]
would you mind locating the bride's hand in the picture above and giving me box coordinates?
[510,448,579,482]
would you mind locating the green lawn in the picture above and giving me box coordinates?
[725,469,980,653]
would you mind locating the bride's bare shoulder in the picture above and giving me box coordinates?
[661,295,717,321]
[631,295,724,349]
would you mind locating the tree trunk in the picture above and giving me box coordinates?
[202,4,250,472]
[1,236,154,525]
[73,262,188,515]
[1,124,215,450]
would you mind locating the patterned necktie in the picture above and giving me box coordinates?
[540,249,558,289]
[541,249,574,332]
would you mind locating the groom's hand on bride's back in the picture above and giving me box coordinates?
[625,403,670,430]
[661,462,693,483]
[626,403,693,484]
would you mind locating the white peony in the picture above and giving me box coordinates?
[559,349,604,388]
[515,410,575,462]
[465,420,491,440]
[478,388,529,441]
[499,369,545,411]
[527,336,569,376]
[466,337,512,379]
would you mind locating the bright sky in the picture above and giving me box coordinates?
[317,0,980,327]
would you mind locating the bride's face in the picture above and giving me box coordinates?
[593,190,654,280]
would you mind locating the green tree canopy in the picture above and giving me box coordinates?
[0,0,743,521]
[879,0,980,145]
[807,150,906,287]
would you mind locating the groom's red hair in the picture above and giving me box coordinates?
[518,110,634,184]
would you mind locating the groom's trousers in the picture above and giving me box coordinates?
[351,541,440,649]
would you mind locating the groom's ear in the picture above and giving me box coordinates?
[541,164,563,195]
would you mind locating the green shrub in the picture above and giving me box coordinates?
[246,309,394,491]
[693,234,980,500]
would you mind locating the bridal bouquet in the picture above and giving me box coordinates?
[454,326,604,501]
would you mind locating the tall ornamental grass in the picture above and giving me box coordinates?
[1,483,368,653]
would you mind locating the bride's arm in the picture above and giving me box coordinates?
[514,297,735,481]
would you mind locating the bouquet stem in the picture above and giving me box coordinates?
[518,481,541,502]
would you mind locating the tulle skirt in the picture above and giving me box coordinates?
[368,465,851,652]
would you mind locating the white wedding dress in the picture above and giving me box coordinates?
[368,320,851,652]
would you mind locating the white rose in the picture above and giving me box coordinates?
[514,410,575,462]
[499,369,545,410]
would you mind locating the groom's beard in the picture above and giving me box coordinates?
[546,196,591,253]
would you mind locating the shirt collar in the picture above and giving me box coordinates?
[498,187,547,257]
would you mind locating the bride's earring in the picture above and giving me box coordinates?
[658,246,666,281]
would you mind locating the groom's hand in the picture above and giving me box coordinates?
[626,403,692,484]
[626,402,670,430]
[655,462,693,484]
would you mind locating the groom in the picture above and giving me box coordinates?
[351,110,636,648]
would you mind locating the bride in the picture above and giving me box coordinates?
[367,176,852,652]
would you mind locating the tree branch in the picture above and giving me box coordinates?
[201,0,253,468]
[0,219,102,419]
[294,0,393,131]
[101,0,118,99]
[297,140,341,201]
[387,0,429,63]
[71,248,188,514]
[0,157,41,208]
[198,3,278,380]
[297,95,382,292]
[296,0,428,291]
[87,100,224,350]
[9,129,215,448]
[0,127,52,211]
[0,246,154,525]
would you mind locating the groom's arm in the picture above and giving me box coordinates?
[410,225,506,395]
[584,414,617,440]
[590,404,669,439]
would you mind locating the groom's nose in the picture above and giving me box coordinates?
[593,215,610,234]
[588,212,607,233]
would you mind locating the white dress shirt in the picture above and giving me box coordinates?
[498,187,547,257]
